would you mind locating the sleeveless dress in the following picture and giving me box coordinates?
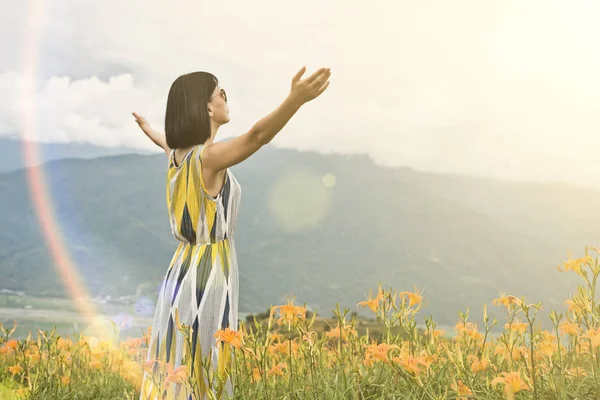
[139,143,242,400]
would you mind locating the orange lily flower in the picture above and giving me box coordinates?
[491,370,530,398]
[163,362,188,389]
[270,296,307,327]
[557,255,592,277]
[357,284,385,312]
[214,327,244,349]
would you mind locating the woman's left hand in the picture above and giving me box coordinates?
[132,112,170,155]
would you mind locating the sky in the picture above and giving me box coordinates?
[2,0,600,187]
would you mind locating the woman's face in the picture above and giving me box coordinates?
[208,85,230,125]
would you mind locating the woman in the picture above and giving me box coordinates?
[132,66,331,399]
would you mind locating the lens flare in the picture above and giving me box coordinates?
[20,0,99,325]
[267,168,334,232]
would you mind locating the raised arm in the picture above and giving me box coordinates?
[132,112,171,156]
[202,66,331,171]
[132,66,331,167]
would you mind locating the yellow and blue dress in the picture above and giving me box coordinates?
[140,143,242,399]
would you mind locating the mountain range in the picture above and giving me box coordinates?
[1,141,597,331]
[0,137,152,174]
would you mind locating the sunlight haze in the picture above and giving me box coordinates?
[1,0,599,187]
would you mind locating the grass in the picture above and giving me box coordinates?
[1,247,600,399]
[0,381,22,400]
[0,294,79,311]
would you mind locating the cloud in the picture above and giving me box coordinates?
[1,0,600,187]
[0,71,161,149]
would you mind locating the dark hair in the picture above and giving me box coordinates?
[165,71,218,149]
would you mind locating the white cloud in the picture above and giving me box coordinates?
[1,0,600,187]
[0,71,162,149]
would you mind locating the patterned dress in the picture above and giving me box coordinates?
[139,143,242,399]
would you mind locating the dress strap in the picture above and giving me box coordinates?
[169,148,177,168]
[172,146,199,168]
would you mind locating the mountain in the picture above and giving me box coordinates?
[0,137,153,174]
[0,145,596,330]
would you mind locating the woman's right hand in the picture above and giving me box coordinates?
[289,66,331,105]
[132,112,170,155]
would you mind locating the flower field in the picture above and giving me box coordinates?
[2,247,600,399]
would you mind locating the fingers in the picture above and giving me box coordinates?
[132,111,145,124]
[309,69,331,89]
[292,66,306,83]
[305,67,328,84]
[315,80,330,97]
[132,112,150,128]
[132,112,154,136]
[310,80,330,101]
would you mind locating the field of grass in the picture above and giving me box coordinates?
[0,294,80,311]
[0,381,21,400]
[0,293,155,342]
[1,249,600,399]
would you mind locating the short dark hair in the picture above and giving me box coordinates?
[165,71,218,149]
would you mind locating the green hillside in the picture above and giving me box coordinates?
[0,137,152,174]
[0,146,594,330]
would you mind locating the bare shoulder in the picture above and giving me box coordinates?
[200,131,263,172]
